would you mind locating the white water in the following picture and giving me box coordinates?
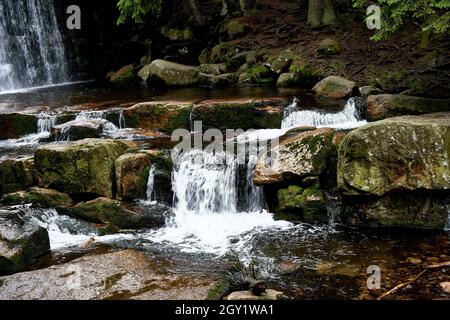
[0,0,69,93]
[146,166,156,202]
[28,207,135,250]
[281,97,366,129]
[146,149,290,254]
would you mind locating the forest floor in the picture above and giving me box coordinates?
[217,0,450,97]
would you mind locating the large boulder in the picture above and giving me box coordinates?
[191,98,287,131]
[0,249,215,299]
[115,153,152,200]
[366,94,450,121]
[2,187,73,208]
[312,76,357,99]
[0,209,50,274]
[34,139,129,198]
[0,113,37,139]
[138,59,200,87]
[57,197,172,229]
[123,101,192,134]
[0,157,35,196]
[254,128,335,185]
[341,192,448,230]
[338,113,450,196]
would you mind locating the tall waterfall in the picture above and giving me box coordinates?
[0,0,69,93]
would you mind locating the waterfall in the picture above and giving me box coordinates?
[281,97,366,130]
[0,0,69,93]
[146,166,156,202]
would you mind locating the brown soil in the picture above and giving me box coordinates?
[223,0,450,97]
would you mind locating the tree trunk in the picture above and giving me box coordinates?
[308,0,336,28]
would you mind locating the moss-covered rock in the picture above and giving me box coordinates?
[270,49,297,74]
[0,209,50,274]
[199,72,237,88]
[254,128,335,185]
[341,192,448,230]
[224,19,251,39]
[2,187,73,208]
[366,94,450,121]
[191,98,287,131]
[317,38,341,56]
[277,73,297,87]
[123,101,192,133]
[115,153,152,200]
[338,113,450,196]
[0,157,35,196]
[138,60,200,87]
[57,197,172,229]
[246,64,275,84]
[161,26,193,41]
[0,113,37,139]
[199,63,226,75]
[313,76,357,99]
[34,139,129,198]
[276,185,327,224]
[109,64,138,84]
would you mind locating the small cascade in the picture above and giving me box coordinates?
[146,166,156,202]
[37,113,58,134]
[282,97,366,130]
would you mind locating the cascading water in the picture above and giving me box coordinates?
[281,97,366,129]
[0,0,69,93]
[146,166,156,202]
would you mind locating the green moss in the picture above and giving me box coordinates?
[111,69,138,84]
[206,278,230,300]
[246,65,274,84]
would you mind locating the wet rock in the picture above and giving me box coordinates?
[138,59,200,87]
[35,139,129,198]
[123,101,192,134]
[50,119,106,141]
[0,157,35,196]
[2,187,73,208]
[115,153,152,200]
[313,76,358,99]
[254,128,335,185]
[338,113,450,196]
[245,64,274,84]
[0,112,37,139]
[57,197,172,229]
[366,94,450,121]
[317,38,341,55]
[160,26,193,41]
[225,289,284,300]
[0,249,214,299]
[277,73,297,87]
[341,192,448,229]
[227,52,250,71]
[191,98,287,131]
[0,210,50,274]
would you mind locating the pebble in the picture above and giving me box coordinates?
[439,282,450,294]
[407,257,422,265]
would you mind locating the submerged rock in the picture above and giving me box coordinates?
[0,157,35,196]
[0,112,37,139]
[366,94,450,121]
[115,153,152,200]
[312,76,358,99]
[138,59,200,87]
[191,98,287,131]
[254,128,335,185]
[0,210,50,274]
[338,113,450,196]
[123,101,192,133]
[2,187,73,208]
[57,197,172,229]
[34,139,129,198]
[0,249,214,299]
